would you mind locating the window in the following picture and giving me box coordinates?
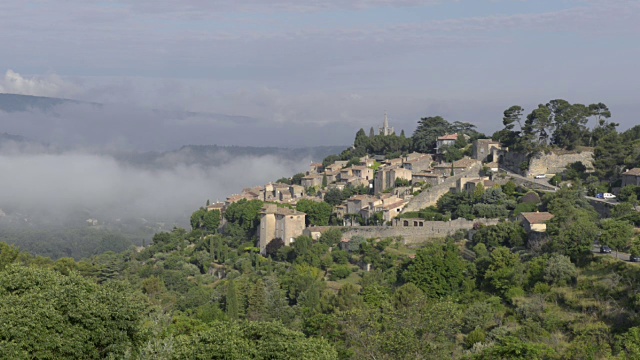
[413,221,418,226]
[403,220,409,226]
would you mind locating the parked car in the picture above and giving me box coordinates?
[600,246,612,254]
[596,193,604,199]
[630,255,640,263]
[603,193,616,199]
[534,174,546,179]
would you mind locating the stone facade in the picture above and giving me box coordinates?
[340,218,500,244]
[622,168,640,187]
[403,161,482,212]
[518,212,554,233]
[472,139,502,162]
[374,166,412,194]
[527,151,594,177]
[259,204,306,255]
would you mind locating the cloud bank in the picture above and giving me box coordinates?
[0,149,309,227]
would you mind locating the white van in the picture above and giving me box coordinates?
[603,193,616,199]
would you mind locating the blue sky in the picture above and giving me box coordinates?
[0,0,639,148]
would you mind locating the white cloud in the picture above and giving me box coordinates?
[0,70,79,98]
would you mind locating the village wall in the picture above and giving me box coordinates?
[402,162,482,212]
[340,218,500,244]
[528,151,594,176]
[502,150,594,177]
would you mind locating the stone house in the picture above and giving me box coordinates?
[351,166,374,181]
[457,176,494,194]
[374,166,412,194]
[206,202,225,212]
[324,170,340,183]
[382,200,407,222]
[519,212,554,233]
[346,195,376,214]
[309,163,324,174]
[473,139,502,162]
[436,134,458,153]
[339,168,353,180]
[403,155,433,173]
[433,157,480,176]
[384,158,403,167]
[264,183,290,201]
[622,168,640,187]
[259,204,306,255]
[325,161,348,172]
[289,185,305,199]
[411,172,444,186]
[301,174,323,188]
[360,157,376,168]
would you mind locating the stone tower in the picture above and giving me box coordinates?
[259,204,306,255]
[379,112,395,136]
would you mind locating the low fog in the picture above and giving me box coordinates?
[0,148,311,228]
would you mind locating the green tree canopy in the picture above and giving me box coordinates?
[0,265,148,359]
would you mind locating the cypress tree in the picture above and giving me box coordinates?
[226,280,239,319]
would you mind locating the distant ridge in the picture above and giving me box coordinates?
[0,93,94,113]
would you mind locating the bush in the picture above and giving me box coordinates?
[329,265,352,280]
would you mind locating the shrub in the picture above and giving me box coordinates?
[329,265,352,280]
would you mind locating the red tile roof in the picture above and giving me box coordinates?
[437,134,458,141]
[520,212,554,224]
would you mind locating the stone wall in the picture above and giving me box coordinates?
[402,162,481,212]
[528,151,594,177]
[340,218,500,244]
[502,150,594,177]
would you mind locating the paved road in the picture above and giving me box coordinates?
[592,245,633,262]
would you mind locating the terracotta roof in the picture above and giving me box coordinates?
[438,134,458,141]
[520,212,554,224]
[383,201,406,210]
[453,157,478,168]
[624,168,640,176]
[475,138,500,144]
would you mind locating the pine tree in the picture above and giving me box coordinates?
[369,127,375,138]
[322,174,328,188]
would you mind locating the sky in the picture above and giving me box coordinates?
[0,0,639,147]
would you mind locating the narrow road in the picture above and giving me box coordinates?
[592,245,632,262]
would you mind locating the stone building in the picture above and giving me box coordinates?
[259,204,306,255]
[411,172,443,186]
[519,212,554,233]
[351,166,374,181]
[374,166,412,194]
[457,176,495,194]
[402,153,433,173]
[301,174,323,188]
[433,157,480,176]
[622,168,640,187]
[472,139,503,162]
[436,134,458,153]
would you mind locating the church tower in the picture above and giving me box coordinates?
[379,112,395,136]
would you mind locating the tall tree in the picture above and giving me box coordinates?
[600,219,634,259]
[411,116,451,153]
[226,280,239,319]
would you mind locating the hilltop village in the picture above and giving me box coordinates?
[205,110,630,256]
